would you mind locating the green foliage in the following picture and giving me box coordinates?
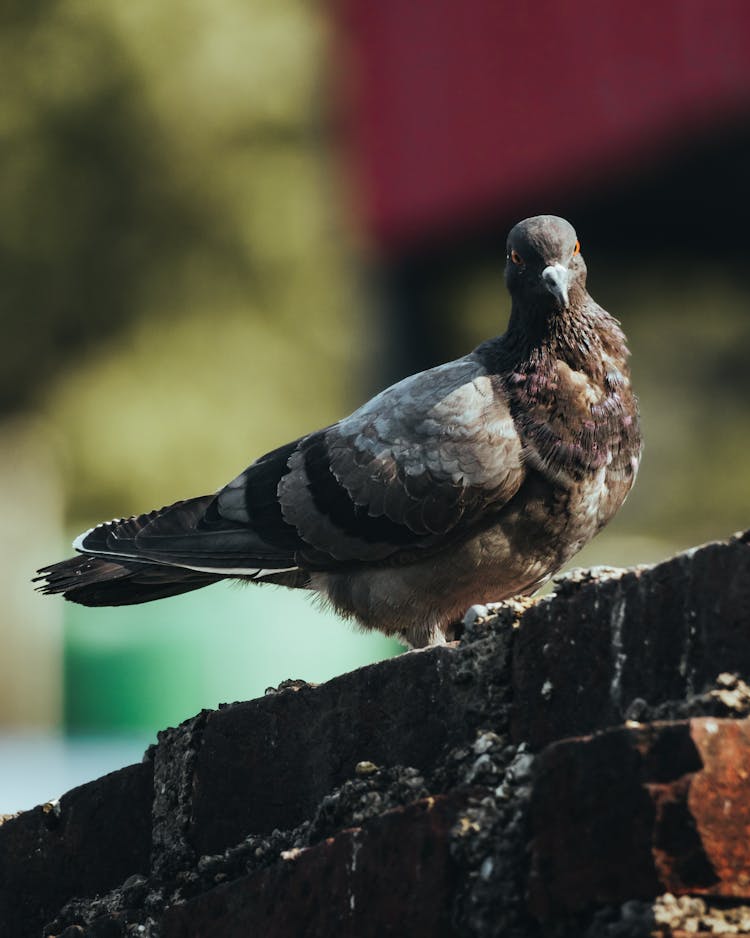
[0,0,361,520]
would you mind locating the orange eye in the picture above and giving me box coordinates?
[573,240,581,256]
[510,249,524,266]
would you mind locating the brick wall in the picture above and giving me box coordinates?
[3,531,750,937]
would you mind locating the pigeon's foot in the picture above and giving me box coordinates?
[461,595,540,634]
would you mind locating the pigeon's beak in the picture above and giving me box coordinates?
[541,263,570,308]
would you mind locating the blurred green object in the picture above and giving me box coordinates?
[64,581,404,733]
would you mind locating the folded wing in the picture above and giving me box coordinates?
[45,355,526,582]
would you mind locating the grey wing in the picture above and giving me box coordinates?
[274,356,526,564]
[64,357,526,578]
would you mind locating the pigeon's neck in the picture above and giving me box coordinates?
[501,293,613,371]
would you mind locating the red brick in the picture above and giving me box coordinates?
[686,719,750,897]
[528,718,750,920]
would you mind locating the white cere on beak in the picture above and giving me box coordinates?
[542,263,570,308]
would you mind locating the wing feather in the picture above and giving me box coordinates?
[276,356,525,562]
[71,356,526,574]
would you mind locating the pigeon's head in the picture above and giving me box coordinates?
[505,215,586,311]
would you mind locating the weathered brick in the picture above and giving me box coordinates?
[528,717,750,920]
[0,762,153,938]
[512,533,750,749]
[163,794,464,938]
[188,640,509,856]
[686,719,750,897]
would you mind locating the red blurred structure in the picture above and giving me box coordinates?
[337,0,750,254]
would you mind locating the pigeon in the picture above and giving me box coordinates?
[35,215,642,647]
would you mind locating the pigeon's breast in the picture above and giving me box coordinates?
[507,352,641,492]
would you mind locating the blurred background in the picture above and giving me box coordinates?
[1,0,749,812]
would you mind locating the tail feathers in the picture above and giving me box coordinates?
[74,497,214,557]
[34,554,222,607]
[35,492,300,607]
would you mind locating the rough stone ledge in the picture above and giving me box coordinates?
[1,529,748,937]
[161,793,464,938]
[511,529,750,749]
